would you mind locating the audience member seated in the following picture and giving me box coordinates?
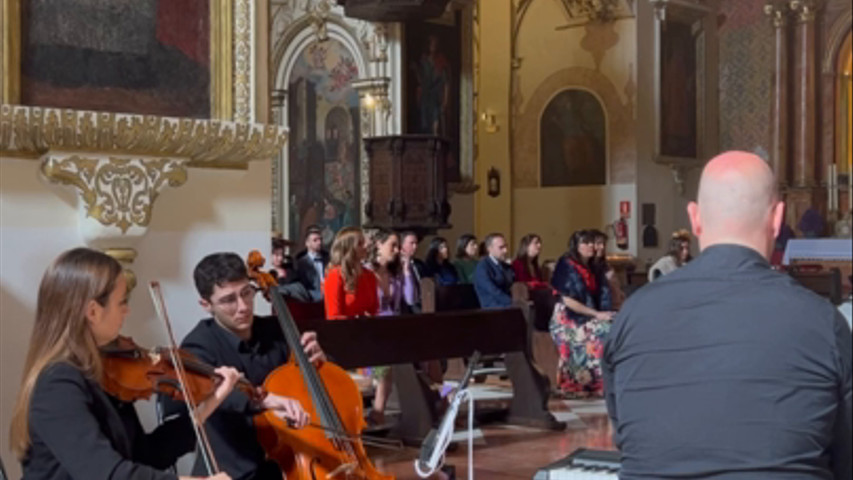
[323,227,379,319]
[550,230,614,398]
[400,230,428,311]
[590,229,624,309]
[452,234,479,284]
[647,229,692,281]
[425,237,459,286]
[364,228,416,425]
[604,151,852,479]
[288,226,329,302]
[270,235,295,282]
[511,233,547,288]
[473,233,515,308]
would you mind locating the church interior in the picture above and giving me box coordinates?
[1,0,851,479]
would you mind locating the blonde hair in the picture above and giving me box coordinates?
[329,227,364,292]
[9,248,122,458]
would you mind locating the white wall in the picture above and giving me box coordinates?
[0,155,272,478]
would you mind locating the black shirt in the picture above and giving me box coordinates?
[162,316,290,480]
[23,362,194,480]
[604,245,852,479]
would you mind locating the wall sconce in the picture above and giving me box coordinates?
[480,111,499,134]
[363,93,376,109]
[487,167,501,197]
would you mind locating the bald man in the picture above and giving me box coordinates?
[603,152,852,479]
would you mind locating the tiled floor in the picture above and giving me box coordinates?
[367,395,615,480]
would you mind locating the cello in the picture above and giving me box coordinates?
[248,250,395,480]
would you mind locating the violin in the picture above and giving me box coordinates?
[100,335,264,404]
[246,252,396,480]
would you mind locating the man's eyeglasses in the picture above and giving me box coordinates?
[212,285,258,309]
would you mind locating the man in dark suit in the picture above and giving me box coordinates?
[289,226,328,302]
[473,233,515,308]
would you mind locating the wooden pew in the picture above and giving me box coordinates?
[293,308,566,444]
[788,267,843,305]
[511,283,560,392]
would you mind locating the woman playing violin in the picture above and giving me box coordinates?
[9,248,240,480]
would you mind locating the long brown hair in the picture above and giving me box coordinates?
[329,227,365,292]
[515,233,542,279]
[9,248,123,458]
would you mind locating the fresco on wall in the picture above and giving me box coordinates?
[660,20,697,158]
[288,40,361,246]
[540,89,606,187]
[405,13,462,182]
[21,0,210,117]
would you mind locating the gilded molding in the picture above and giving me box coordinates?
[764,1,789,28]
[234,0,252,123]
[211,0,234,120]
[788,0,819,23]
[1,0,21,104]
[104,248,139,292]
[41,155,188,234]
[0,105,288,168]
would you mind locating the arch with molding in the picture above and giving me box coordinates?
[514,67,635,188]
[539,88,608,187]
[820,10,852,172]
[271,17,369,238]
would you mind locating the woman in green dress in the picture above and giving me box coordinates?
[452,234,479,284]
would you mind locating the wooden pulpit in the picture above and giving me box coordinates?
[364,135,451,233]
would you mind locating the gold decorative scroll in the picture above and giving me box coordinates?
[41,155,188,233]
[0,105,288,168]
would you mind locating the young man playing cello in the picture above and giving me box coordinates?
[162,252,325,480]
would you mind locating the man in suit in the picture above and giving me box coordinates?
[290,226,329,303]
[473,233,515,308]
[400,230,428,312]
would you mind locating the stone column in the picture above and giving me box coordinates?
[790,0,818,187]
[271,89,287,235]
[764,1,790,185]
[787,0,821,232]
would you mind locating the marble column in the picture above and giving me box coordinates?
[787,0,822,232]
[790,0,818,188]
[765,1,790,185]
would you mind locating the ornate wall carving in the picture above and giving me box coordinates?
[513,67,635,188]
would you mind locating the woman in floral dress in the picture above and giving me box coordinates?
[549,230,615,397]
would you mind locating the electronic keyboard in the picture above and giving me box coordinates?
[533,448,621,479]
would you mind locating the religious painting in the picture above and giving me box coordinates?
[20,0,210,118]
[660,20,698,159]
[405,12,462,182]
[540,89,606,187]
[288,40,361,247]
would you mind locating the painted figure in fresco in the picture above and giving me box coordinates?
[540,90,606,187]
[412,35,450,136]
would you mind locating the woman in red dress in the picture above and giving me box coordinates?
[323,227,379,319]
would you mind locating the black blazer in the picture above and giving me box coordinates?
[22,362,193,480]
[292,251,329,302]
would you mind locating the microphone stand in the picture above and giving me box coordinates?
[415,351,482,479]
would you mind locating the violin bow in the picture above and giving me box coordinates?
[148,281,221,475]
